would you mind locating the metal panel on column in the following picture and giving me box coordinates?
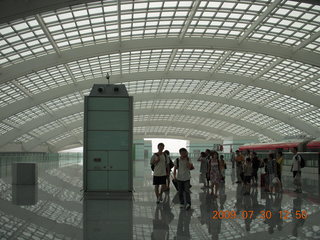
[84,84,133,198]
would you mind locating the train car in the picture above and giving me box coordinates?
[238,140,309,152]
[306,140,320,152]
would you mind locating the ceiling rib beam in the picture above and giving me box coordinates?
[2,37,320,84]
[293,30,320,52]
[12,80,33,98]
[35,14,61,56]
[238,0,282,43]
[179,0,201,40]
[2,71,319,122]
[0,103,281,148]
[23,118,240,151]
[295,73,320,89]
[1,72,319,136]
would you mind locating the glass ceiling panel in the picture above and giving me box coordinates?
[60,112,84,125]
[41,92,83,111]
[268,122,304,136]
[199,81,241,97]
[297,109,320,128]
[185,100,219,112]
[29,120,63,138]
[214,104,249,117]
[124,80,161,94]
[14,133,34,143]
[0,82,26,108]
[248,1,320,47]
[257,134,273,143]
[16,65,73,95]
[202,119,229,129]
[265,95,314,114]
[301,75,320,96]
[41,1,119,50]
[233,86,280,105]
[121,49,172,73]
[305,36,320,54]
[4,106,46,127]
[223,123,255,136]
[0,122,14,135]
[48,131,72,145]
[217,52,278,78]
[187,0,270,39]
[261,60,319,87]
[71,126,83,135]
[67,54,119,80]
[160,79,200,93]
[0,0,319,146]
[0,17,54,68]
[241,112,279,127]
[169,49,226,71]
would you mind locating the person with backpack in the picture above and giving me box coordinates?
[291,147,303,193]
[150,143,169,203]
[173,148,194,210]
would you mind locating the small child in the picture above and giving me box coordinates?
[219,155,226,183]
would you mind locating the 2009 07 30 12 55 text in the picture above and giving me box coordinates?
[212,210,308,220]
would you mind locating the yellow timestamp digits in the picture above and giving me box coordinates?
[212,210,308,220]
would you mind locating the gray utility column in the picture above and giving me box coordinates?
[83,84,133,197]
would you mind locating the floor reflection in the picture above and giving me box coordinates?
[12,184,38,206]
[0,160,319,239]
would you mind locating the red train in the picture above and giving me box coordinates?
[239,139,320,153]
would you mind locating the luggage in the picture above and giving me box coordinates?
[260,173,267,188]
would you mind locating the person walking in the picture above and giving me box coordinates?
[164,150,174,191]
[208,151,221,197]
[219,155,226,183]
[243,157,253,195]
[276,151,284,192]
[235,150,244,184]
[150,143,168,204]
[198,152,208,189]
[291,147,303,193]
[251,152,260,186]
[173,148,194,210]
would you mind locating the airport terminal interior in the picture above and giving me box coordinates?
[0,0,320,239]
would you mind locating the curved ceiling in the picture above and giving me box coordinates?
[0,0,320,151]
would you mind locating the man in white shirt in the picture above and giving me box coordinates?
[150,143,168,203]
[173,148,194,210]
[291,147,302,193]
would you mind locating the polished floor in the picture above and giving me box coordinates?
[0,160,319,240]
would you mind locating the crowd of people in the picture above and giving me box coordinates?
[150,143,304,210]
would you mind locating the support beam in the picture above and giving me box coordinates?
[35,14,61,56]
[24,118,242,151]
[179,0,201,40]
[1,73,319,138]
[238,0,282,43]
[2,38,319,84]
[2,71,319,122]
